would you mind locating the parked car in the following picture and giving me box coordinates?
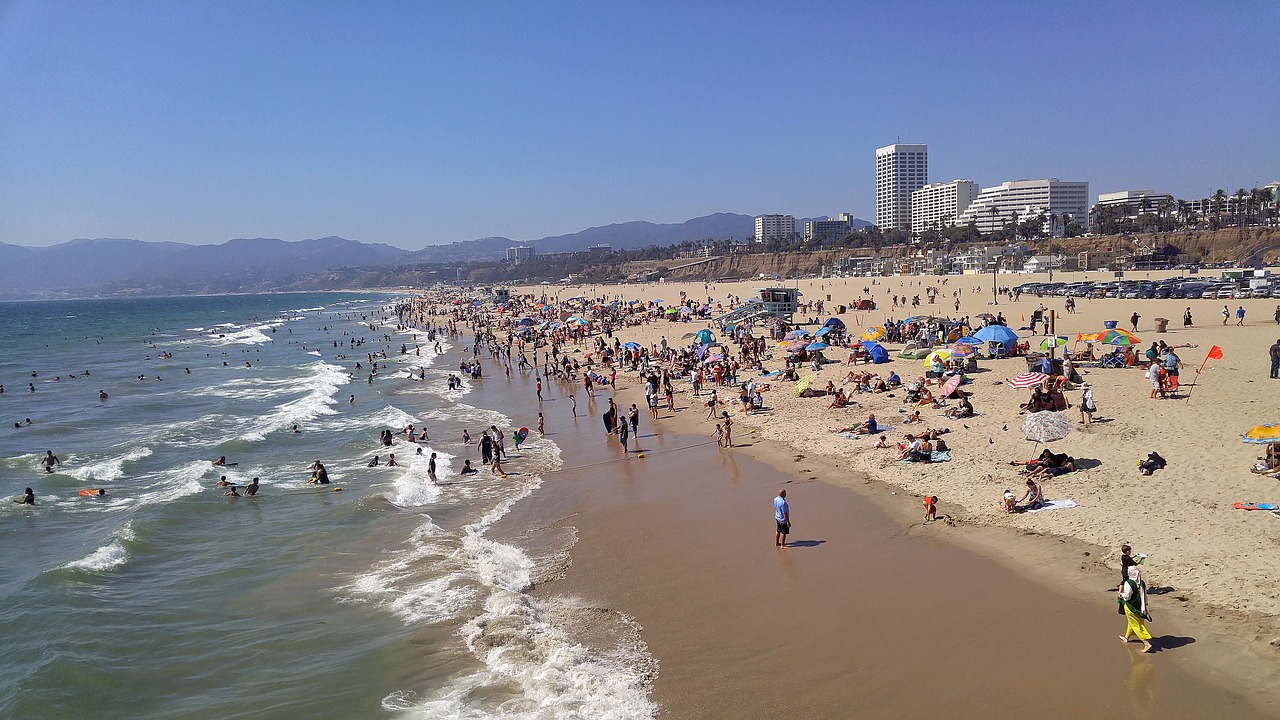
[1216,287,1236,299]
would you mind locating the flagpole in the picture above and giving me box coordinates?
[1185,345,1223,403]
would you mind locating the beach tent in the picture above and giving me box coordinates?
[695,329,715,344]
[974,324,1018,351]
[823,317,845,329]
[859,341,890,364]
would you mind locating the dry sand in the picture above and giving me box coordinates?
[505,270,1280,689]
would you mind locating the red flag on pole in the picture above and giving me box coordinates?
[1197,345,1223,374]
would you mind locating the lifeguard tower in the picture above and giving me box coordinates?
[757,287,800,317]
[713,287,801,327]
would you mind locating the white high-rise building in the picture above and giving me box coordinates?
[956,179,1090,235]
[754,214,796,243]
[910,179,979,234]
[875,143,928,231]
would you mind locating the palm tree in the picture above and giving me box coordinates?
[1157,197,1174,231]
[1175,199,1188,228]
[1047,212,1059,238]
[1234,188,1248,228]
[988,205,999,237]
[1212,189,1228,229]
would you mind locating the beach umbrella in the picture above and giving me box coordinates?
[621,341,641,350]
[940,373,963,399]
[823,317,846,329]
[785,329,811,340]
[861,326,886,342]
[813,326,832,337]
[1242,423,1280,444]
[786,338,810,353]
[1099,329,1140,346]
[681,332,697,339]
[695,329,715,344]
[549,321,563,329]
[795,374,816,396]
[1038,335,1069,352]
[923,349,951,368]
[1009,371,1050,389]
[703,355,724,363]
[518,317,537,326]
[945,342,977,359]
[678,306,694,314]
[665,307,679,315]
[806,342,830,351]
[1022,411,1072,444]
[652,298,665,304]
[975,324,1019,349]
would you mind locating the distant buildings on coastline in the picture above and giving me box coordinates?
[745,142,1277,246]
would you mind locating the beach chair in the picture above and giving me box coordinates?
[988,342,1009,359]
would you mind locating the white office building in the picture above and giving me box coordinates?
[956,179,1089,235]
[754,214,796,243]
[506,245,534,264]
[875,143,928,231]
[910,179,979,234]
[1095,190,1174,218]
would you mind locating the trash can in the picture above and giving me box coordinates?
[1153,317,1169,333]
[1103,320,1119,329]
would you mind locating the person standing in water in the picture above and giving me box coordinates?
[1118,565,1154,653]
[774,489,790,547]
[43,450,60,474]
[428,452,438,483]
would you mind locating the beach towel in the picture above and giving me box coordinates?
[930,450,952,463]
[1233,502,1278,511]
[1022,498,1078,513]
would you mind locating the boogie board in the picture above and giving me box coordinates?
[1233,502,1278,511]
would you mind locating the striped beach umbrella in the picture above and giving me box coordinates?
[861,326,886,342]
[1009,371,1050,388]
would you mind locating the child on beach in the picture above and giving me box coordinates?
[537,412,545,435]
[713,423,724,447]
[922,495,937,523]
[1002,490,1017,513]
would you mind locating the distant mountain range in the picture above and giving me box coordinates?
[0,212,870,298]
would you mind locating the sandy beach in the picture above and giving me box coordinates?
[487,269,1280,712]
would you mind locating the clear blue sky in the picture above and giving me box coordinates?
[2,1,1277,249]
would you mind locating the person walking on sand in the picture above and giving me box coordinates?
[1183,307,1193,328]
[1222,305,1230,325]
[1236,305,1246,326]
[1118,565,1155,653]
[1274,305,1280,325]
[1079,383,1096,425]
[1130,311,1140,333]
[1269,338,1280,379]
[774,489,791,547]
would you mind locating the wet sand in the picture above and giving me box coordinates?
[488,391,1274,718]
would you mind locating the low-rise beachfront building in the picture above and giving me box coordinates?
[754,214,796,243]
[956,179,1089,234]
[1095,190,1174,219]
[910,179,979,235]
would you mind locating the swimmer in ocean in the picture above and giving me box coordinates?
[224,485,241,497]
[98,389,108,400]
[16,488,35,505]
[244,478,260,496]
[43,450,60,473]
[460,459,477,475]
[215,476,233,487]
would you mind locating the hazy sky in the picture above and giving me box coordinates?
[2,2,1277,249]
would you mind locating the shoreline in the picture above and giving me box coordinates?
[486,274,1280,712]
[508,371,1275,717]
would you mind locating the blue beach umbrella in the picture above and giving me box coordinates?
[806,342,830,351]
[813,326,832,337]
[975,324,1019,350]
[695,329,715,344]
[622,341,641,350]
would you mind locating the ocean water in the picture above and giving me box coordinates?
[0,293,655,719]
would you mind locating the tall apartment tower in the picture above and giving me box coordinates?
[875,143,928,231]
